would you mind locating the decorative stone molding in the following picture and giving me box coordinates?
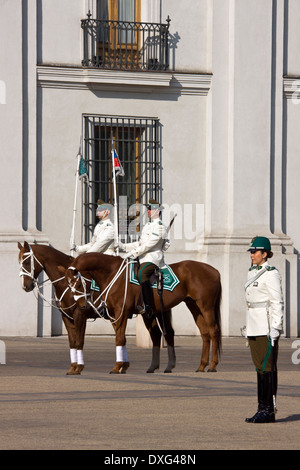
[2,232,49,245]
[37,65,212,96]
[171,73,212,96]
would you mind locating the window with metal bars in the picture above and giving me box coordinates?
[82,114,162,242]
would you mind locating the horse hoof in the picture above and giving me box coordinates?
[110,362,130,374]
[75,364,84,374]
[164,369,172,373]
[66,363,78,375]
[119,362,130,374]
[147,367,159,373]
[147,364,159,373]
[207,368,217,372]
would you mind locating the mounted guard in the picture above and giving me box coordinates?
[120,199,170,319]
[71,199,115,255]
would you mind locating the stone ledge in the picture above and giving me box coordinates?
[37,65,212,95]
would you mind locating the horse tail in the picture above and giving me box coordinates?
[214,280,222,355]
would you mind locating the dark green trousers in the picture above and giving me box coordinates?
[248,335,279,373]
[137,262,157,284]
[136,262,157,319]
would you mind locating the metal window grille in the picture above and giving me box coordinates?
[82,114,161,242]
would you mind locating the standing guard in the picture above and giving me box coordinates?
[244,236,284,423]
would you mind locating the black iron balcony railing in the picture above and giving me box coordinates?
[81,14,171,71]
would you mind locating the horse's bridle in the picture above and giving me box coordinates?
[19,246,76,318]
[19,246,44,285]
[66,267,107,316]
[67,267,92,302]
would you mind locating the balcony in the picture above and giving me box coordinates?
[81,13,171,71]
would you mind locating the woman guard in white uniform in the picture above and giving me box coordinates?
[245,236,284,423]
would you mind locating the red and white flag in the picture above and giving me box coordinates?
[113,149,125,177]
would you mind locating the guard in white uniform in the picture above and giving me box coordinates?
[121,199,170,318]
[245,236,284,423]
[74,200,115,255]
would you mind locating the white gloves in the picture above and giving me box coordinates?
[163,239,171,251]
[124,251,134,260]
[270,327,280,346]
[118,241,126,251]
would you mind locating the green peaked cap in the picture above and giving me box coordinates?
[248,236,271,251]
[147,199,164,210]
[96,199,112,211]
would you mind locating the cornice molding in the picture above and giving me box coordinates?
[37,65,212,96]
[0,231,49,246]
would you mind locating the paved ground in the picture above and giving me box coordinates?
[0,335,299,453]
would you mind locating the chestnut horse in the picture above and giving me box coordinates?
[18,242,103,375]
[62,252,222,374]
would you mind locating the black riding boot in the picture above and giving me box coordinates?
[246,371,277,423]
[139,281,154,319]
[260,371,277,422]
[245,372,264,423]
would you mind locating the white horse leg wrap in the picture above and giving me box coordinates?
[77,349,84,365]
[116,345,129,362]
[70,349,77,364]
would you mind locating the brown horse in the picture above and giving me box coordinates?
[18,242,103,375]
[62,252,222,374]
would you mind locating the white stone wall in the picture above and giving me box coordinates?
[0,0,299,338]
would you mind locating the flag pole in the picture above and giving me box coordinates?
[70,149,81,256]
[111,140,119,256]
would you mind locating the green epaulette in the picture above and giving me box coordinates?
[249,265,276,272]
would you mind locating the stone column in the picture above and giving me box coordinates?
[0,1,49,336]
[204,0,298,336]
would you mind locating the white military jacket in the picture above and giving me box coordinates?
[124,218,169,267]
[76,220,115,255]
[245,261,284,337]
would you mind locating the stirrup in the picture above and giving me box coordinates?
[136,305,144,314]
[137,304,153,319]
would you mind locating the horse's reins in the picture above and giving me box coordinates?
[19,246,76,319]
[68,259,135,324]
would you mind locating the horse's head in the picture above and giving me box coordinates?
[18,242,44,292]
[59,265,92,310]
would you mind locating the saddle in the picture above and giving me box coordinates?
[132,261,162,291]
[129,262,179,292]
[90,259,180,319]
